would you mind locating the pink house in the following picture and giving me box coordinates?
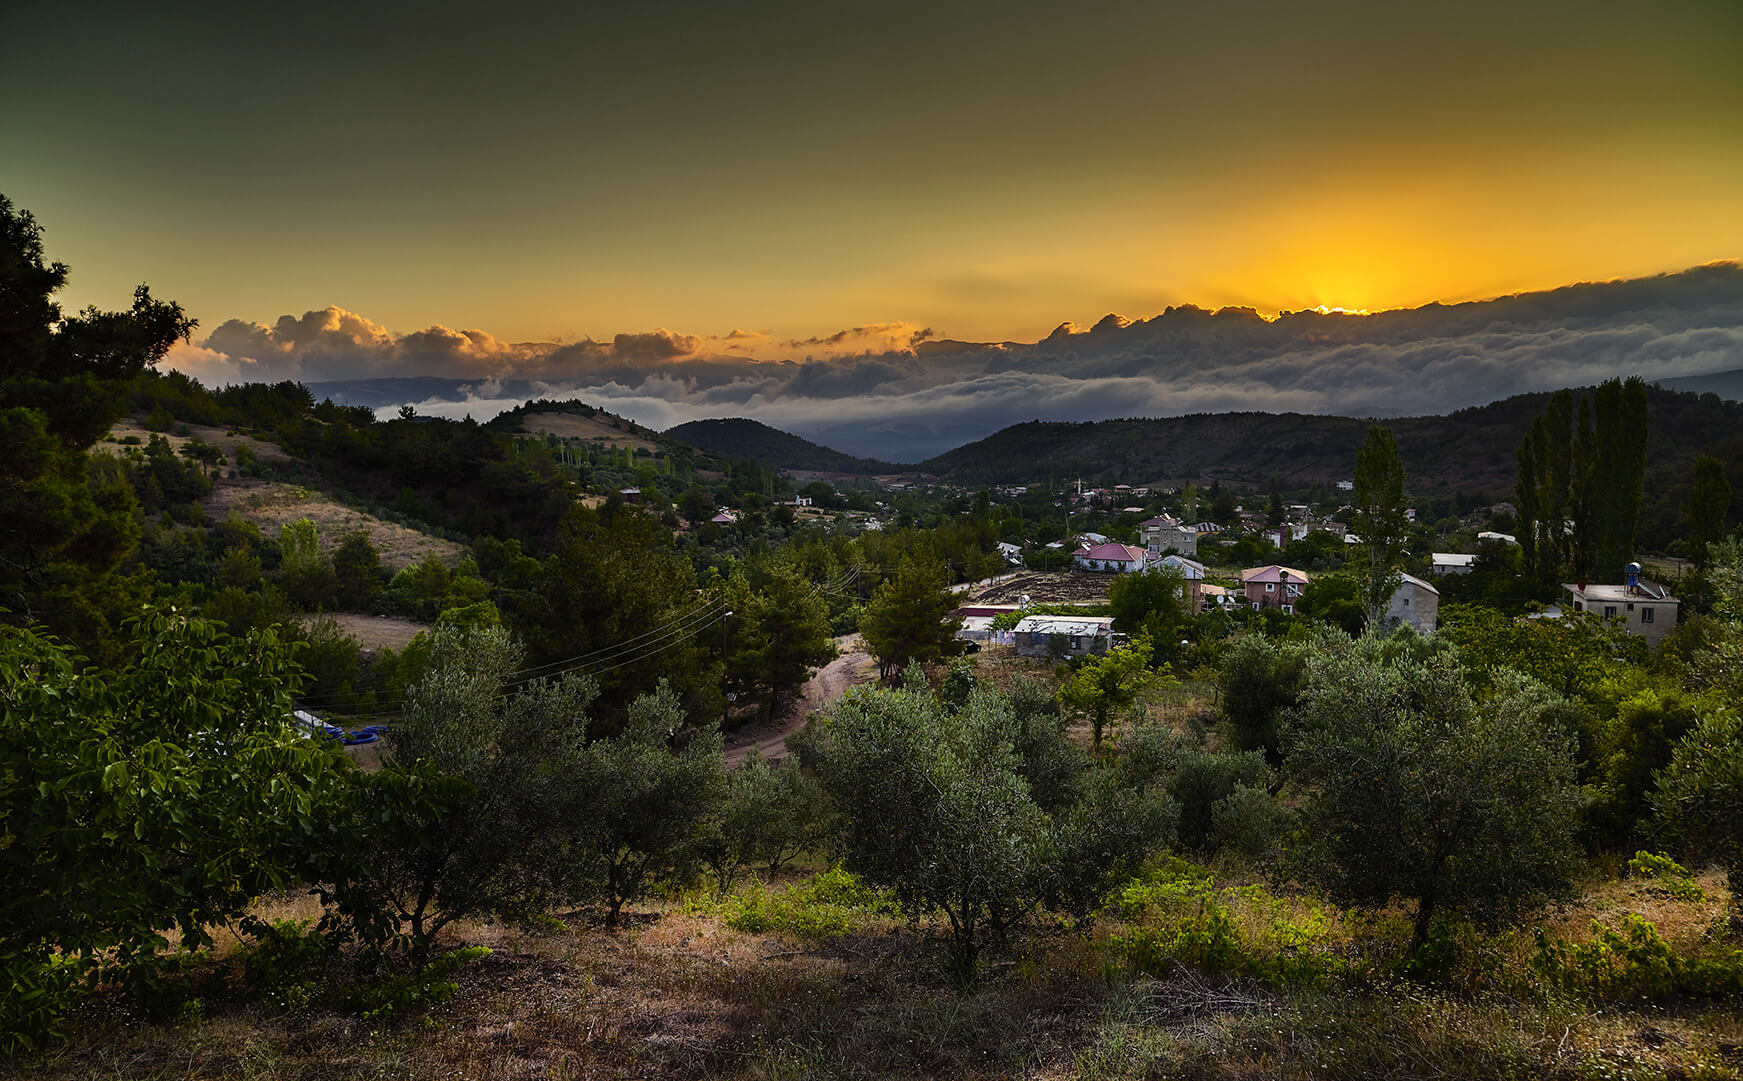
[1241,564,1310,611]
[1072,542,1147,573]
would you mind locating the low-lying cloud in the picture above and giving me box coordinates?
[168,263,1743,461]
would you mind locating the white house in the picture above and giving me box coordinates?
[1386,573,1441,632]
[1012,615,1122,657]
[1430,552,1476,575]
[1563,565,1679,644]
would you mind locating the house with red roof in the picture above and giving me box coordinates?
[1240,564,1310,611]
[1072,541,1147,574]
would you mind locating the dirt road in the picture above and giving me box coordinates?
[722,634,875,768]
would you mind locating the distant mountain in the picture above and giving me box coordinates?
[664,418,902,474]
[1657,368,1743,402]
[920,386,1743,498]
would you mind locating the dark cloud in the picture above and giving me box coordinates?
[172,263,1743,461]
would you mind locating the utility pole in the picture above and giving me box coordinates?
[721,609,733,726]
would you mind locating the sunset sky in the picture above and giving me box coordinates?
[7,1,1740,348]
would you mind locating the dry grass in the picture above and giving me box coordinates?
[203,481,466,571]
[106,418,291,466]
[515,410,661,452]
[13,866,1743,1081]
[298,613,429,653]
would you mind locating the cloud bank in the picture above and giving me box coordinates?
[168,263,1743,461]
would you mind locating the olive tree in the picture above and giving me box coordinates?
[1288,642,1583,952]
[815,672,1169,980]
[336,623,597,952]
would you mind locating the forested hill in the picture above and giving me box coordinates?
[920,386,1743,496]
[664,417,901,474]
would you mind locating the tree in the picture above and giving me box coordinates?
[1350,426,1408,626]
[727,564,836,718]
[858,555,964,681]
[1288,640,1583,951]
[332,529,385,609]
[1652,709,1743,912]
[817,674,1170,978]
[276,517,336,610]
[337,623,597,953]
[1653,536,1743,907]
[516,502,723,725]
[569,681,726,926]
[1686,454,1732,574]
[697,750,829,894]
[1059,634,1161,749]
[0,610,355,1045]
[1215,632,1313,766]
[1108,565,1189,654]
[0,195,193,656]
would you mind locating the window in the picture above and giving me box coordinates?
[1603,605,1617,618]
[1574,601,1584,612]
[1402,597,1410,606]
[1265,583,1275,592]
[1282,605,1294,614]
[1641,607,1654,623]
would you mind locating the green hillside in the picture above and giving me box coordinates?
[665,417,901,474]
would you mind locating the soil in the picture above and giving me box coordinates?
[723,634,875,768]
[296,612,430,652]
[968,569,1115,605]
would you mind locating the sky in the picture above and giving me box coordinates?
[5,2,1742,456]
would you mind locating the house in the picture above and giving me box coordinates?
[1140,515,1197,557]
[1155,555,1207,610]
[1336,480,1354,491]
[1562,564,1679,644]
[1431,552,1476,575]
[709,509,738,525]
[1385,573,1440,632]
[1199,583,1237,609]
[1073,542,1147,573]
[619,487,642,503]
[792,495,813,507]
[954,604,1024,643]
[996,541,1024,566]
[1241,565,1310,611]
[1012,615,1122,658]
[1477,531,1517,545]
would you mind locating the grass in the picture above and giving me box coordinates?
[8,865,1743,1081]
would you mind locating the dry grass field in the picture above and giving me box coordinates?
[105,418,291,465]
[11,867,1741,1081]
[204,481,466,571]
[514,410,662,452]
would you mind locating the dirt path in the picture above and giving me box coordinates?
[723,634,875,768]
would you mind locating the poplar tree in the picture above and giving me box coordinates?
[1351,426,1408,626]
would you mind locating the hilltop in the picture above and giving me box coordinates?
[664,417,901,475]
[919,385,1743,495]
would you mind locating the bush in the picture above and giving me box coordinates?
[1627,851,1706,902]
[344,946,492,1024]
[1107,858,1349,988]
[1530,914,1743,1002]
[720,866,897,938]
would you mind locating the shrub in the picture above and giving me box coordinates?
[344,946,492,1024]
[1530,914,1743,1002]
[1107,858,1348,988]
[721,866,897,938]
[1627,850,1707,902]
